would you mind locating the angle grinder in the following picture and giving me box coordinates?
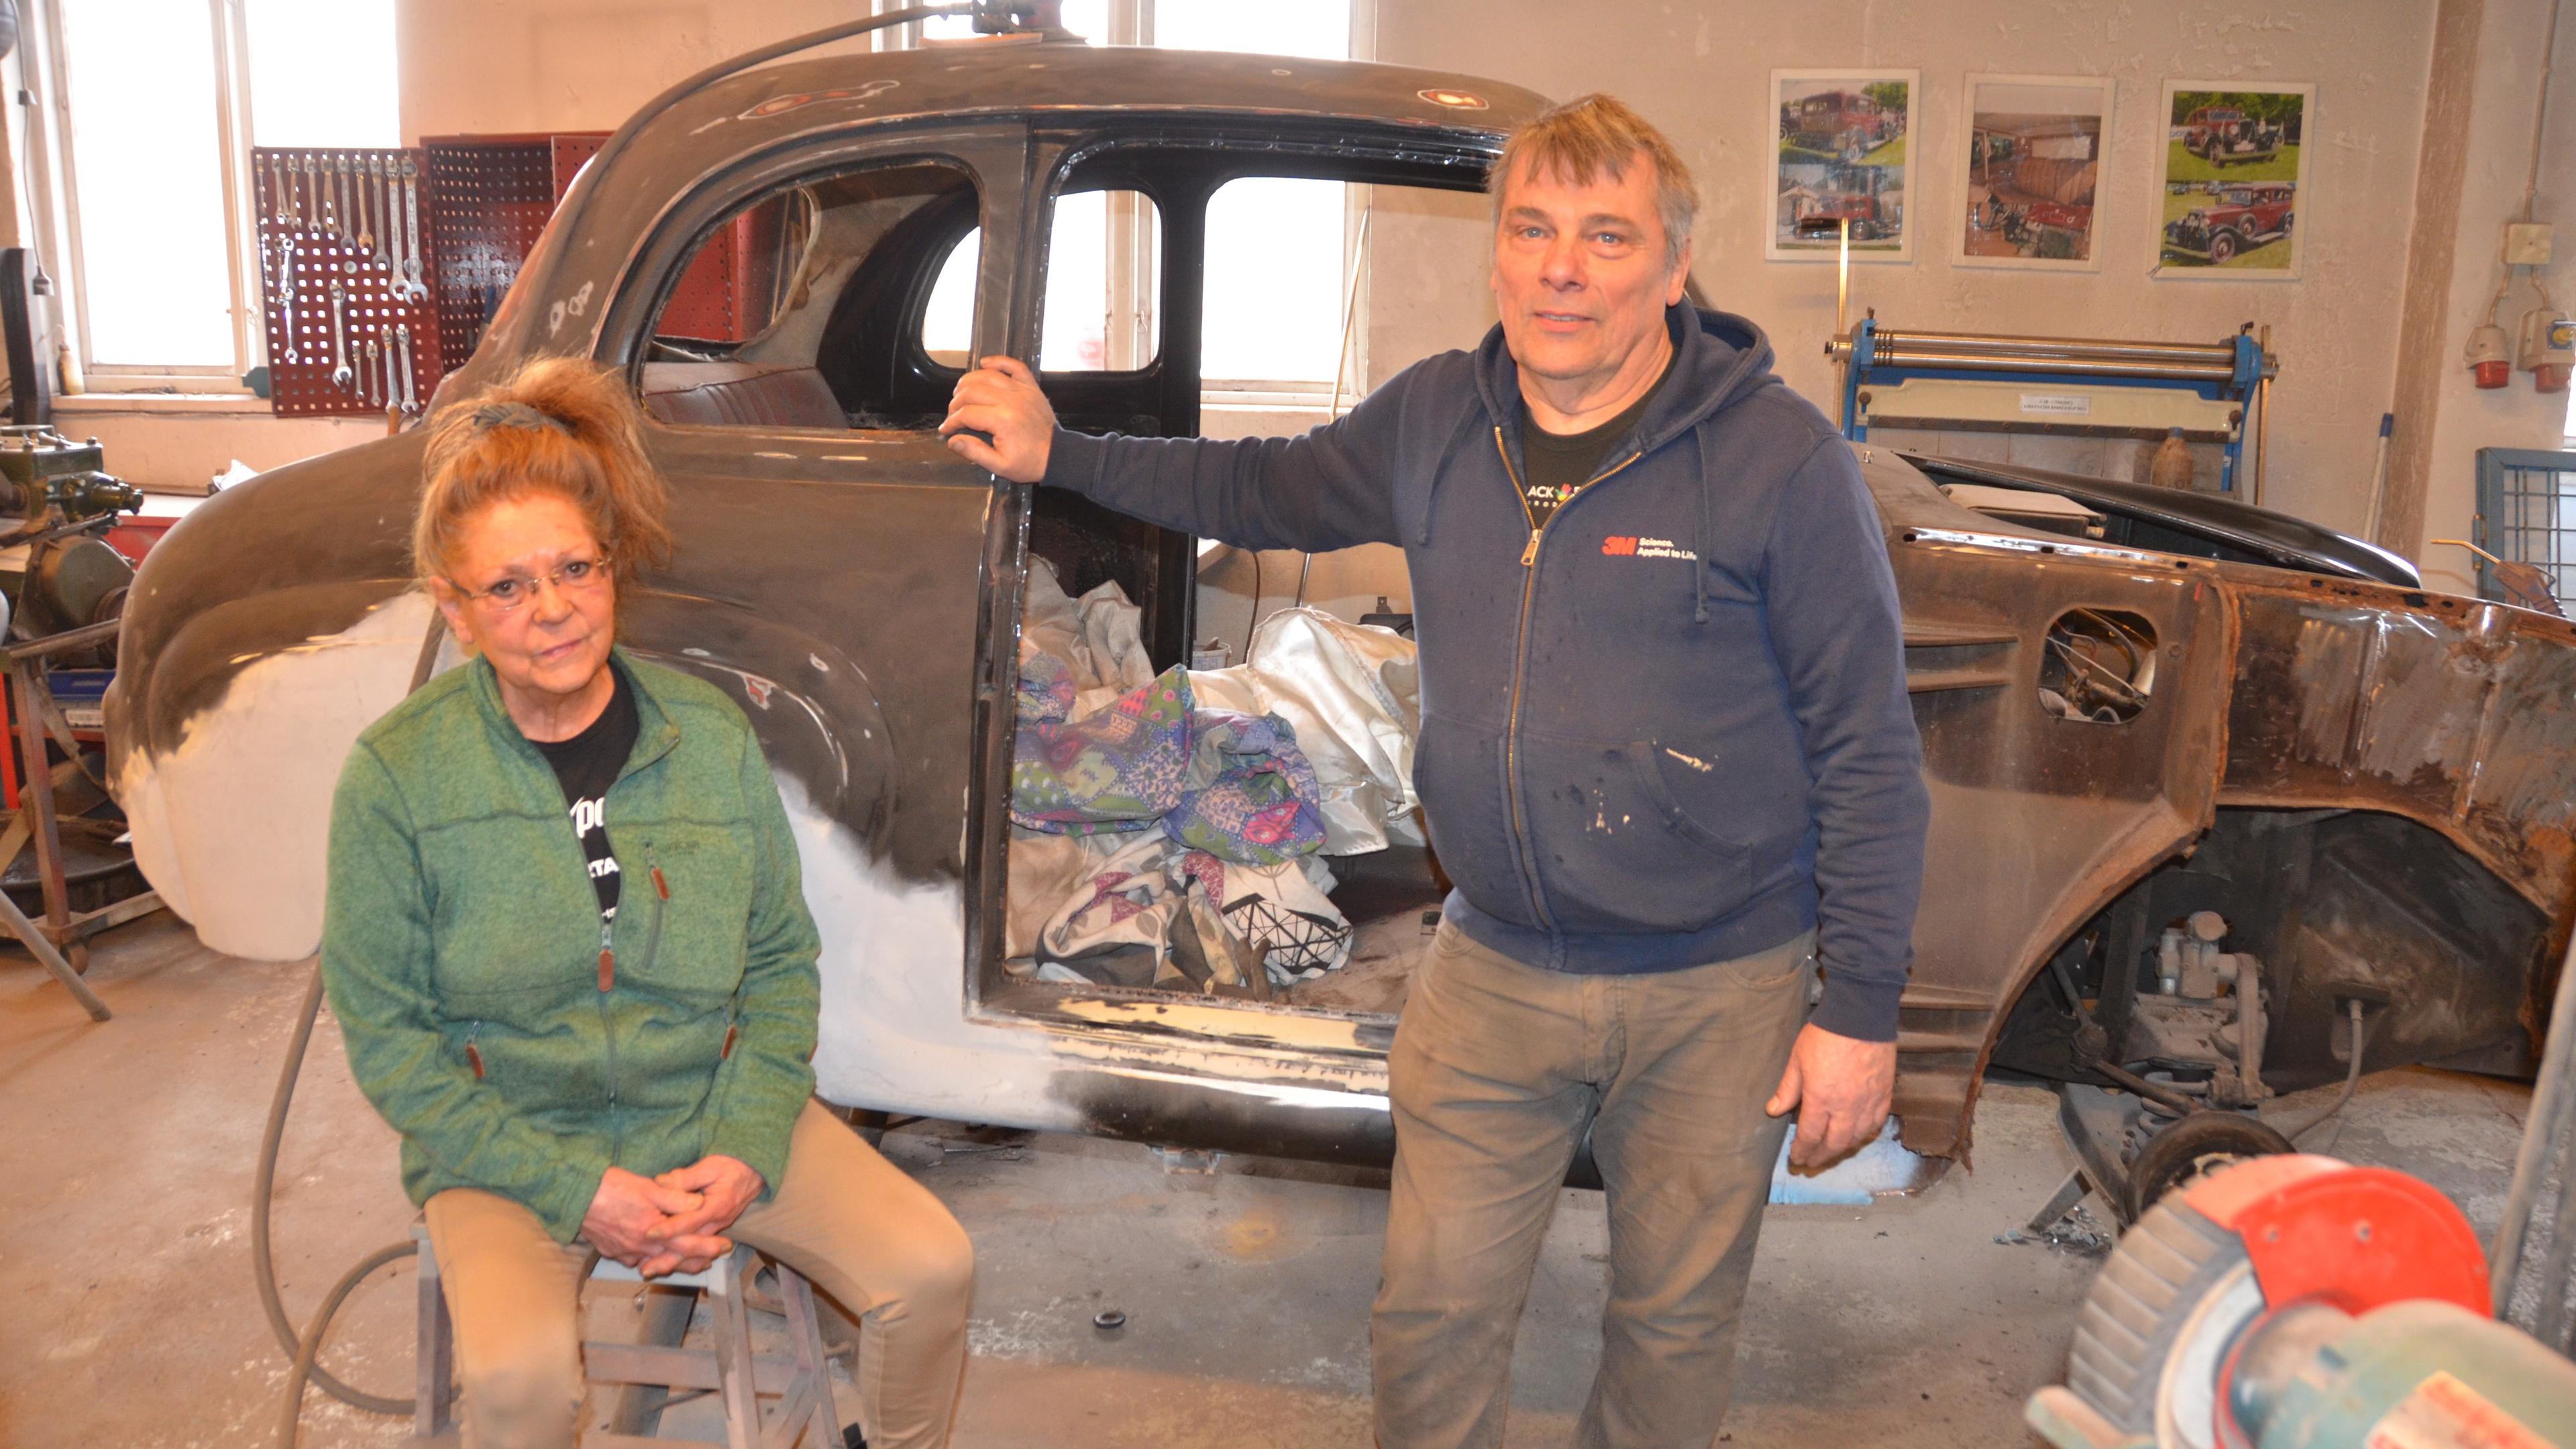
[2028,1154,2576,1449]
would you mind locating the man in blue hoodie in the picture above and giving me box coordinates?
[946,94,1927,1449]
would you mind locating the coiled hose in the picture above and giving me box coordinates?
[256,959,416,1443]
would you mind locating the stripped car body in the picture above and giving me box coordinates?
[105,36,2576,1186]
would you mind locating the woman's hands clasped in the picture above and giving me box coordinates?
[582,1154,766,1278]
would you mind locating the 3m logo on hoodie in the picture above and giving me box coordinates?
[1602,535,1697,560]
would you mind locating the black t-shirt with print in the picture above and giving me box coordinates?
[1519,347,1676,529]
[532,663,640,924]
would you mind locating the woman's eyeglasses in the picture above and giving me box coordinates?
[451,553,612,614]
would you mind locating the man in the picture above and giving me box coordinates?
[945,94,1927,1449]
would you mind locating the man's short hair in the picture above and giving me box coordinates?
[1491,93,1699,268]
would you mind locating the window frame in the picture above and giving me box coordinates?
[2473,446,2576,604]
[878,0,1371,412]
[20,0,270,392]
[598,129,1029,434]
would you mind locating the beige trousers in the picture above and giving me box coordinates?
[1372,922,1817,1449]
[423,1099,973,1449]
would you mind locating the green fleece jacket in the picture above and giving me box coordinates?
[321,649,822,1242]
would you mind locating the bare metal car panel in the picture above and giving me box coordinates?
[105,41,2574,1172]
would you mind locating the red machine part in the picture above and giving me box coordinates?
[2188,1157,2492,1449]
[2183,1153,2491,1318]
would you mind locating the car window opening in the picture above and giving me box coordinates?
[637,159,983,433]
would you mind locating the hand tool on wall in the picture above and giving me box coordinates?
[277,233,297,365]
[267,154,289,228]
[363,337,380,406]
[328,280,350,390]
[369,157,392,271]
[342,158,362,276]
[335,156,353,241]
[303,156,321,235]
[399,159,426,301]
[396,322,416,415]
[355,157,375,263]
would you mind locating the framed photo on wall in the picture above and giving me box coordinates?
[2151,80,2314,280]
[1768,67,1919,262]
[1953,74,2114,272]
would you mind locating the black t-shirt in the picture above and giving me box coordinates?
[1519,348,1676,529]
[531,664,640,924]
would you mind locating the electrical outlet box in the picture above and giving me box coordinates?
[2506,221,2555,266]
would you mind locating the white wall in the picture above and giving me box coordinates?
[46,403,379,494]
[396,1,884,140]
[2410,0,2576,596]
[1366,1,2453,541]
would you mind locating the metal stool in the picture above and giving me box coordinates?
[412,1222,843,1448]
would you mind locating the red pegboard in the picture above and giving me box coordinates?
[256,148,436,418]
[264,127,793,403]
[423,133,591,377]
[549,133,606,201]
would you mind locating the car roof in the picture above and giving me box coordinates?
[625,39,1552,160]
[462,38,1550,397]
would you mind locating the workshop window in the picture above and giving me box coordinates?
[27,0,398,386]
[923,191,1163,373]
[892,0,1354,399]
[2474,447,2576,610]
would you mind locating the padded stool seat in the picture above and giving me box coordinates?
[412,1221,843,1448]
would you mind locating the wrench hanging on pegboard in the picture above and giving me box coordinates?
[262,131,772,418]
[256,146,437,420]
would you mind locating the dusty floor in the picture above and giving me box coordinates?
[0,914,2532,1448]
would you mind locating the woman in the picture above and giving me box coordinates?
[321,360,972,1448]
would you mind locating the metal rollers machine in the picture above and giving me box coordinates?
[1827,319,2279,500]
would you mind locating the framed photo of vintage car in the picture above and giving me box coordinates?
[1953,74,2114,272]
[2152,80,2314,280]
[1769,67,1919,262]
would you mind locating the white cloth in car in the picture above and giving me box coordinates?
[1004,829,1121,960]
[1187,607,1423,855]
[1023,557,1155,720]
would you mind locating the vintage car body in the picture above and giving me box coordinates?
[2165,182,2295,263]
[2180,106,2285,165]
[1783,91,1898,155]
[107,34,2576,1185]
[1795,190,1892,241]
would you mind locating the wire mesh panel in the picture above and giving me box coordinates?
[2476,447,2576,603]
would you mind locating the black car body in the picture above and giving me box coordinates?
[107,34,2576,1191]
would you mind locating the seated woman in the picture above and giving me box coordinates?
[321,360,972,1448]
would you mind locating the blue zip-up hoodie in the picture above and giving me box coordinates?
[1042,303,1928,1040]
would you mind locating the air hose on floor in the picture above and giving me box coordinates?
[256,958,417,1444]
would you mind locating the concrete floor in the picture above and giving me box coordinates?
[0,913,2534,1448]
